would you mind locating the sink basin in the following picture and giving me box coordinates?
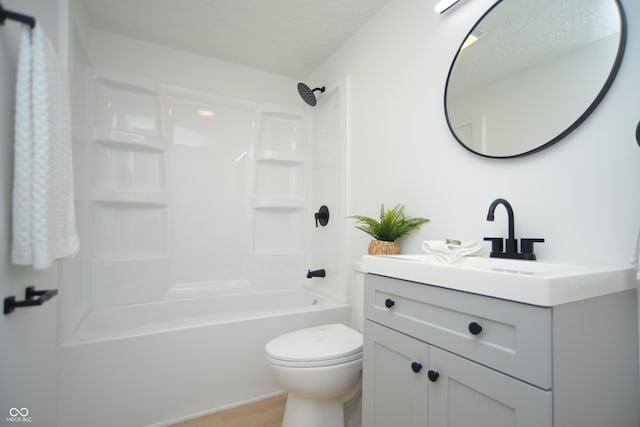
[361,254,635,306]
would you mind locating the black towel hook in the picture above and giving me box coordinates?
[0,3,36,28]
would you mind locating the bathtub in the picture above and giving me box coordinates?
[58,287,351,427]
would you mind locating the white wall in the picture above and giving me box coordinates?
[91,30,300,105]
[308,0,640,266]
[0,1,68,425]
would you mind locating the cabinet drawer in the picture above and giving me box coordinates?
[365,274,552,389]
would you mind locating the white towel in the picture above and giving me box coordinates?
[12,24,79,269]
[422,239,483,264]
[12,25,33,265]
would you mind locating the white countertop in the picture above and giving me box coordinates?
[361,254,636,307]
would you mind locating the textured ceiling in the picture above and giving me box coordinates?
[448,0,623,95]
[81,0,390,78]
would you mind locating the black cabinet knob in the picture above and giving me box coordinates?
[384,298,395,309]
[427,370,440,382]
[411,362,422,373]
[468,322,483,335]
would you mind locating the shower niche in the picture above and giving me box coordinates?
[92,73,167,209]
[91,71,169,306]
[252,106,307,255]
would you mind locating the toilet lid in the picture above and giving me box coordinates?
[265,324,363,363]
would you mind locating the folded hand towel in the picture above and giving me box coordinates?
[12,24,79,269]
[422,239,483,264]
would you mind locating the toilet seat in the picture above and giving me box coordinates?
[267,350,362,368]
[266,324,363,368]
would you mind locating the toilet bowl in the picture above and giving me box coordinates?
[266,323,363,427]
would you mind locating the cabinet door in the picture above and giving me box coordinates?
[428,346,552,427]
[363,320,428,427]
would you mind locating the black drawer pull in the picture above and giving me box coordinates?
[468,322,483,335]
[427,370,440,382]
[411,362,422,373]
[384,298,395,309]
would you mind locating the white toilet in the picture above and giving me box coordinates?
[265,323,363,427]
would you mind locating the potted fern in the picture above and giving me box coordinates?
[349,204,430,255]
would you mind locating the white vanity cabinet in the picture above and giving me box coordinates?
[362,273,639,427]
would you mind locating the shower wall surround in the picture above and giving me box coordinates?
[90,69,309,308]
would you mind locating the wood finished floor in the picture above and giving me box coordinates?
[170,394,287,427]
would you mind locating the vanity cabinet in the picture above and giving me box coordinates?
[363,273,639,427]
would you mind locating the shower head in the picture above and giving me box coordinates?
[297,82,325,106]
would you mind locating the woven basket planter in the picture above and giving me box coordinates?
[368,240,400,256]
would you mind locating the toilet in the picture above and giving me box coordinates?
[265,323,363,427]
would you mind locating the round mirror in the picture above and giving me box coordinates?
[444,0,626,158]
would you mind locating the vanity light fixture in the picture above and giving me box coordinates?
[435,0,462,14]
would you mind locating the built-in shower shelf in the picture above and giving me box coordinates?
[93,128,165,152]
[92,189,169,207]
[255,150,305,165]
[251,196,305,211]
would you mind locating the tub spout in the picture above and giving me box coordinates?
[306,269,326,278]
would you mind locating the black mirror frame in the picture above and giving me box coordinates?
[443,0,627,159]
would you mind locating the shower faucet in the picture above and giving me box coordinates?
[483,198,544,260]
[315,205,329,228]
[306,269,326,279]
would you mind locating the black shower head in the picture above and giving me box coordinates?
[297,82,325,106]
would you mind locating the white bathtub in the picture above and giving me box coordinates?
[58,288,351,427]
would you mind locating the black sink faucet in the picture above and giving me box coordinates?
[484,198,544,260]
[486,198,517,254]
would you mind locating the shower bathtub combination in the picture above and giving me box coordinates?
[58,68,349,427]
[58,285,350,427]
